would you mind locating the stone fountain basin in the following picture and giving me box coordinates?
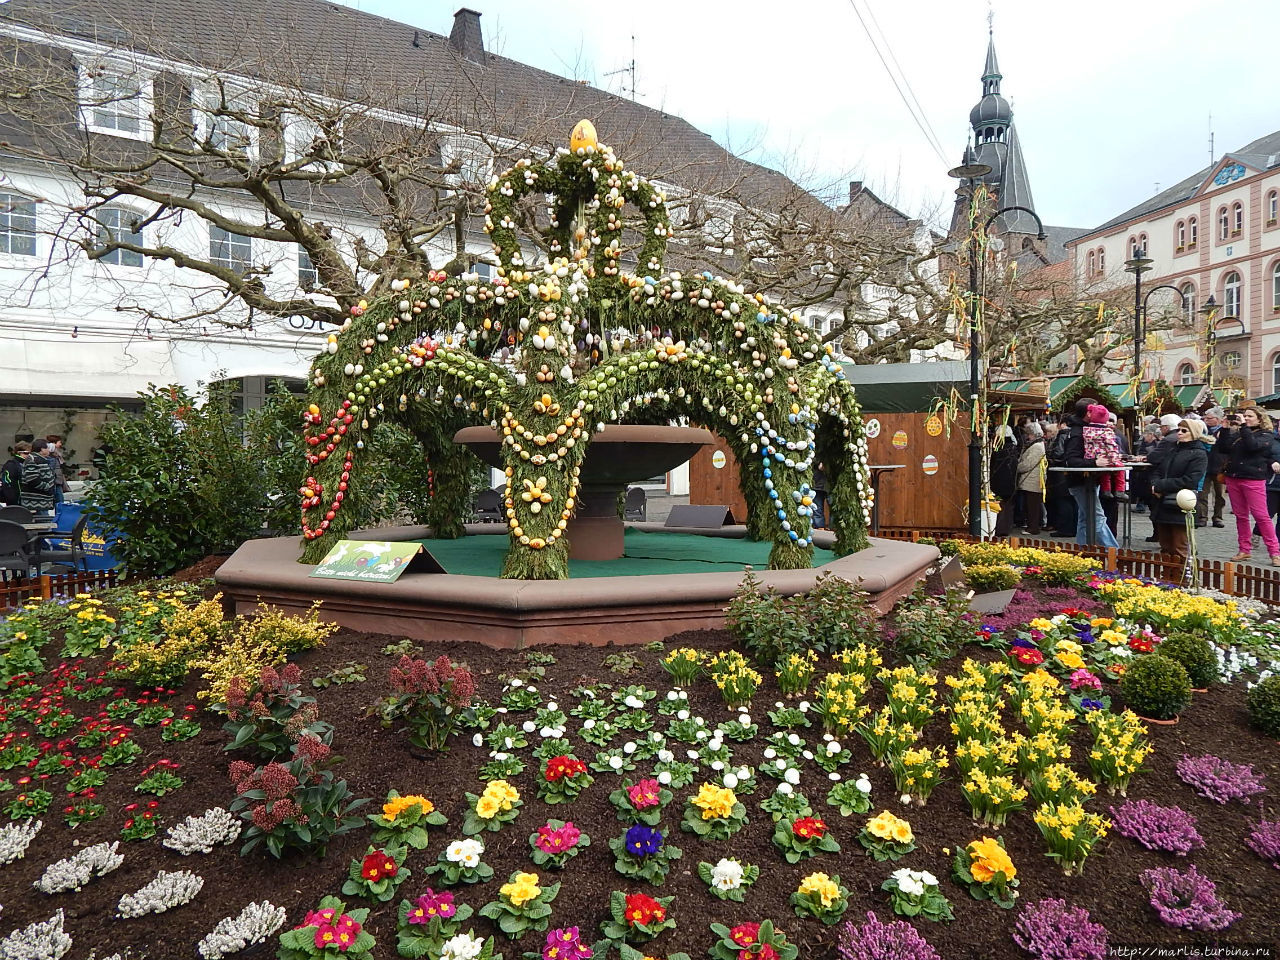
[452,424,716,485]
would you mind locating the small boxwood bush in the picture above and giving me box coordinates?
[1120,654,1192,721]
[1158,633,1218,689]
[1246,675,1280,738]
[965,564,1021,593]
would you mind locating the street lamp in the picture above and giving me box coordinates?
[1124,248,1154,379]
[1134,282,1185,406]
[947,151,993,536]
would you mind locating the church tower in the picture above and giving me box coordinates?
[951,30,1041,240]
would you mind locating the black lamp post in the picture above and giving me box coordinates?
[947,152,993,536]
[1124,248,1154,379]
[1200,294,1219,394]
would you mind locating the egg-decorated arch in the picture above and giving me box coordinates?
[298,125,872,579]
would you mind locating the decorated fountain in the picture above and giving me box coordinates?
[215,122,938,644]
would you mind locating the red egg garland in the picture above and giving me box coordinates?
[300,397,358,540]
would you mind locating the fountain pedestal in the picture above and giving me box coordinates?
[453,425,715,561]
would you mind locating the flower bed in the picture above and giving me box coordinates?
[0,578,1278,958]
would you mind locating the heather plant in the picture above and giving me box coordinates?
[217,663,333,760]
[1119,654,1190,720]
[377,655,476,753]
[1246,674,1280,737]
[1109,800,1204,855]
[228,736,367,858]
[835,910,941,960]
[1141,865,1240,932]
[1011,898,1108,960]
[1175,754,1267,804]
[1245,819,1280,869]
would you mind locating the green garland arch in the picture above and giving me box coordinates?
[297,124,872,579]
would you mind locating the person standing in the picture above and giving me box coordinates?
[1148,419,1209,559]
[1062,398,1119,548]
[1016,421,1046,535]
[43,435,71,505]
[0,443,27,506]
[990,425,1019,537]
[811,463,828,530]
[1197,407,1228,527]
[18,439,56,514]
[1216,407,1280,565]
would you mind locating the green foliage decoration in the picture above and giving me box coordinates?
[1156,632,1218,689]
[1246,675,1280,738]
[1120,654,1192,721]
[297,131,870,577]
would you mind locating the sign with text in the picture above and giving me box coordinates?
[309,540,427,583]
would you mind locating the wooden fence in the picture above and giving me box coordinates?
[0,569,119,611]
[876,528,1280,604]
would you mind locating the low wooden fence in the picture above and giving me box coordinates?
[0,569,120,611]
[876,528,1280,605]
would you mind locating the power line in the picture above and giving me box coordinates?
[845,0,950,167]
[859,0,950,163]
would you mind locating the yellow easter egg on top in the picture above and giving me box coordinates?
[570,119,598,152]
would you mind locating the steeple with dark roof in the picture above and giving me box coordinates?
[951,29,1040,239]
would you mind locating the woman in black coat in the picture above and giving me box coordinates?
[1149,419,1208,559]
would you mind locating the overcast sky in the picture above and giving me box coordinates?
[340,0,1279,231]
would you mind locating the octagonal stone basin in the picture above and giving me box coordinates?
[454,424,715,561]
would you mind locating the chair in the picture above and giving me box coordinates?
[0,520,34,578]
[0,506,33,524]
[474,488,503,523]
[624,486,647,522]
[34,515,89,573]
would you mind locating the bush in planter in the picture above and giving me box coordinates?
[1246,675,1280,738]
[1158,633,1218,689]
[964,564,1020,593]
[1120,655,1191,721]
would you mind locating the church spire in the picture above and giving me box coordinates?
[982,32,1001,96]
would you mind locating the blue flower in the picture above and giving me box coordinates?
[1010,637,1037,650]
[1076,626,1096,645]
[1079,698,1104,712]
[625,824,663,857]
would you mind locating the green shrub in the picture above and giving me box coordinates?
[805,573,879,654]
[113,596,228,688]
[1157,633,1218,689]
[1246,675,1280,738]
[890,585,973,666]
[1120,654,1191,721]
[964,564,1020,593]
[194,602,338,704]
[725,570,810,666]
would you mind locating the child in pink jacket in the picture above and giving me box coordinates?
[1083,403,1127,500]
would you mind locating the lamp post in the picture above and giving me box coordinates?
[1200,294,1219,396]
[948,152,993,536]
[1124,248,1154,380]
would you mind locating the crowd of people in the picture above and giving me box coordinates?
[0,437,72,514]
[992,400,1280,562]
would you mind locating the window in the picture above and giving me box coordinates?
[1233,202,1244,234]
[1224,271,1242,320]
[80,66,147,137]
[1273,354,1280,393]
[1178,363,1195,385]
[1180,282,1197,325]
[297,245,316,289]
[1176,220,1186,249]
[0,193,37,256]
[96,207,143,267]
[1087,250,1095,277]
[1138,233,1148,255]
[1223,349,1242,371]
[1097,248,1105,273]
[1218,206,1230,240]
[1189,216,1198,246]
[1128,236,1139,258]
[1273,262,1280,311]
[209,225,252,273]
[284,113,343,167]
[471,261,494,281]
[1269,191,1278,224]
[201,88,255,156]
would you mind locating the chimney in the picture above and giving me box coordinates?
[848,181,864,204]
[449,8,484,63]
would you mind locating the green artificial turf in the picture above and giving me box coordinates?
[416,529,835,578]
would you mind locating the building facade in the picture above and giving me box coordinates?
[1066,131,1280,399]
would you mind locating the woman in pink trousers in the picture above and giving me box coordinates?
[1216,407,1280,564]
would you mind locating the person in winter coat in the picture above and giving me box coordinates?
[1016,421,1046,535]
[1216,407,1280,564]
[1197,407,1228,527]
[1148,419,1209,559]
[1062,398,1119,548]
[990,424,1019,537]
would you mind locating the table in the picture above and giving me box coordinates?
[868,465,905,535]
[1047,465,1135,548]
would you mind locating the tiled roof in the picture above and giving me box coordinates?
[1077,128,1280,240]
[0,0,830,215]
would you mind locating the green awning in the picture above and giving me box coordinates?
[994,376,1078,400]
[1174,384,1206,408]
[839,360,972,413]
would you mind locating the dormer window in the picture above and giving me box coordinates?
[79,62,150,139]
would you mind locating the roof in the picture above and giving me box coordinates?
[1075,128,1280,240]
[0,0,838,218]
[840,360,971,412]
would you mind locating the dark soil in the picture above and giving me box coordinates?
[1,587,1278,959]
[168,554,229,584]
